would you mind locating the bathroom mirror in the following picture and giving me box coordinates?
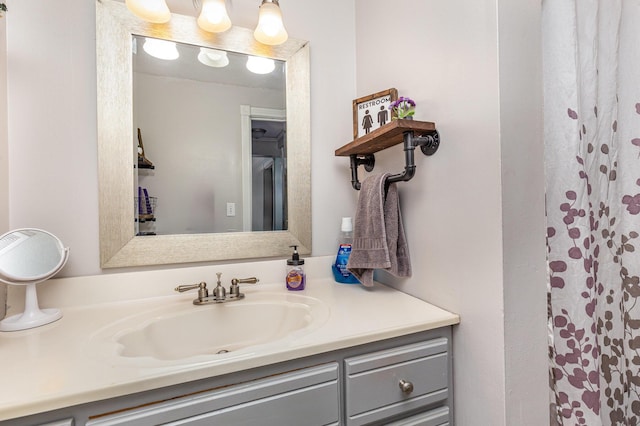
[96,0,310,268]
[0,228,69,331]
[132,36,287,235]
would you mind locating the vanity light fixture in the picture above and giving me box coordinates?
[254,0,288,46]
[246,55,276,74]
[125,0,171,23]
[125,0,289,45]
[143,38,179,60]
[197,0,232,33]
[197,47,230,67]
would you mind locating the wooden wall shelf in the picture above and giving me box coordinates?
[335,119,436,156]
[334,119,440,190]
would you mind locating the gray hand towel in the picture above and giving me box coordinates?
[347,173,411,286]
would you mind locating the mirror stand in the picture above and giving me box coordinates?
[0,283,63,332]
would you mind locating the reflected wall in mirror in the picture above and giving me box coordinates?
[97,0,310,268]
[132,37,287,235]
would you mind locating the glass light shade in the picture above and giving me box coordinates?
[125,0,171,24]
[246,56,276,74]
[253,1,288,46]
[197,0,232,33]
[143,38,179,60]
[198,48,230,68]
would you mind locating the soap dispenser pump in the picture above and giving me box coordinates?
[286,245,306,291]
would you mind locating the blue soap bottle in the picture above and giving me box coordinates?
[286,245,306,291]
[332,217,360,284]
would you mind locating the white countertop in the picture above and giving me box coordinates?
[0,257,459,421]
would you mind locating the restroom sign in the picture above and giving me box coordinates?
[352,88,398,139]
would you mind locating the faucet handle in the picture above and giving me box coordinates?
[229,277,259,298]
[175,282,209,301]
[231,277,259,285]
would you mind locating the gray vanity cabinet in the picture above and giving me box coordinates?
[8,328,453,426]
[85,364,340,426]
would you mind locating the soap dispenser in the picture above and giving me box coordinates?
[286,245,306,291]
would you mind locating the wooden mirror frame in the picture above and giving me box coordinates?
[96,0,311,268]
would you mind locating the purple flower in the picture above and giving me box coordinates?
[389,96,416,119]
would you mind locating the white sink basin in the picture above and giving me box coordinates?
[89,292,329,363]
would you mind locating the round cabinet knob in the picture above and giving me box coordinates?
[399,379,414,394]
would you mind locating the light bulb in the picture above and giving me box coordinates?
[254,1,288,46]
[143,38,179,60]
[125,0,170,24]
[246,56,275,74]
[198,48,230,68]
[197,0,232,33]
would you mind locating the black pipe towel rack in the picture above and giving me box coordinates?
[334,119,440,190]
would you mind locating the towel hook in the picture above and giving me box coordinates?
[351,129,440,191]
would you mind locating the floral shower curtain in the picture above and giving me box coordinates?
[544,0,640,424]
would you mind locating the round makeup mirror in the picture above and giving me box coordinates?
[0,228,69,331]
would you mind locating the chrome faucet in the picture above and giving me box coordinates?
[175,272,259,305]
[212,272,226,301]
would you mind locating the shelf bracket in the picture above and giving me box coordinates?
[349,154,375,190]
[350,129,440,191]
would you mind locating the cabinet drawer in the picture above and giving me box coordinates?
[386,406,449,426]
[166,380,338,425]
[87,363,339,426]
[345,339,449,426]
[35,421,75,426]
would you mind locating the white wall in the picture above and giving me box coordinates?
[5,0,357,276]
[6,0,98,276]
[354,0,547,425]
[497,0,548,423]
[0,11,7,231]
[0,14,7,316]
